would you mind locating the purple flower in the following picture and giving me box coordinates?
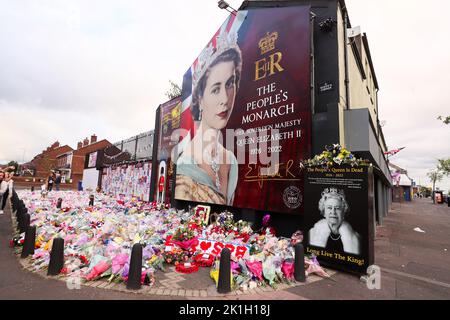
[262,214,271,227]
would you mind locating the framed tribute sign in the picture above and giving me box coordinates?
[303,165,374,274]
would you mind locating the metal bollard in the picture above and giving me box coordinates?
[21,225,36,258]
[47,238,65,276]
[57,198,62,209]
[127,243,143,290]
[217,248,232,293]
[294,243,306,282]
[20,213,30,234]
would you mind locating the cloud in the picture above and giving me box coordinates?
[347,0,450,192]
[1,0,449,192]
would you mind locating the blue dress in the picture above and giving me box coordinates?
[175,151,238,206]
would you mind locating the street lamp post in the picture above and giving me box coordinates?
[217,0,237,15]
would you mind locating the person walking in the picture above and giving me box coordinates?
[0,171,7,215]
[47,173,54,192]
[55,171,61,191]
[1,172,13,211]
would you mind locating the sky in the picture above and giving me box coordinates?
[0,0,449,192]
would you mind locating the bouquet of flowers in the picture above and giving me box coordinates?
[301,144,369,168]
[172,225,196,242]
[162,247,188,264]
[217,211,235,231]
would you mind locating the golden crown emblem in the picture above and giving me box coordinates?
[258,31,278,55]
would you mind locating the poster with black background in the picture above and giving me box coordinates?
[156,97,182,204]
[304,165,374,274]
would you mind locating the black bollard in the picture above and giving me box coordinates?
[16,209,23,228]
[57,198,62,209]
[31,186,34,192]
[217,248,231,293]
[127,243,142,290]
[89,195,94,207]
[17,206,25,223]
[12,194,18,211]
[21,225,36,258]
[20,213,30,234]
[47,238,65,276]
[294,243,306,282]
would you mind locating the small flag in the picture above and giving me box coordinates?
[384,147,405,157]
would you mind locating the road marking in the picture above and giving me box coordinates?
[382,267,450,289]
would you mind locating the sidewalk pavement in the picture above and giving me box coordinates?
[1,198,449,300]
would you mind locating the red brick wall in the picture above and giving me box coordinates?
[71,139,111,186]
[31,145,73,179]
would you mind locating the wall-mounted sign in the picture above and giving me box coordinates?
[319,81,334,93]
[88,152,98,168]
[303,165,374,274]
[156,98,182,204]
[174,6,312,214]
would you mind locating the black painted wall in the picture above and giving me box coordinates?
[163,0,346,237]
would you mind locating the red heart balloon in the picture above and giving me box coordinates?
[200,241,212,251]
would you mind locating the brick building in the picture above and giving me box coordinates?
[55,134,112,189]
[14,142,73,188]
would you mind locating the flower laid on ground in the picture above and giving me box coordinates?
[16,190,330,290]
[301,144,370,169]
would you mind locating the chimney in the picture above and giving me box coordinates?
[77,141,83,149]
[90,134,97,144]
[83,138,89,147]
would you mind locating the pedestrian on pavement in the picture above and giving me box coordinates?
[308,188,361,255]
[1,172,13,211]
[47,173,54,192]
[55,171,61,191]
[0,171,7,215]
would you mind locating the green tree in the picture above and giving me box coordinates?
[427,170,443,204]
[165,80,181,100]
[437,116,450,125]
[419,186,431,198]
[6,161,18,174]
[437,158,450,176]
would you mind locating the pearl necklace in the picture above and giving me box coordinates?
[329,233,341,241]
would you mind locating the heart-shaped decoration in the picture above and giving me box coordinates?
[200,241,212,251]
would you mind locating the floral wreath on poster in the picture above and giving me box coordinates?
[300,144,370,169]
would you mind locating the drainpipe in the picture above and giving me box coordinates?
[343,6,350,110]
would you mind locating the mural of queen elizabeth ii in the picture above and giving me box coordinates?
[175,16,244,206]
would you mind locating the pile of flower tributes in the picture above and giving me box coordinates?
[13,190,329,291]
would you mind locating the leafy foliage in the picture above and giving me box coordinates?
[165,80,181,100]
[437,116,450,125]
[437,158,450,176]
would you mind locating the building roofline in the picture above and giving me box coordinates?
[362,33,379,90]
[75,139,111,152]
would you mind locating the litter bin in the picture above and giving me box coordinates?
[77,181,83,191]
